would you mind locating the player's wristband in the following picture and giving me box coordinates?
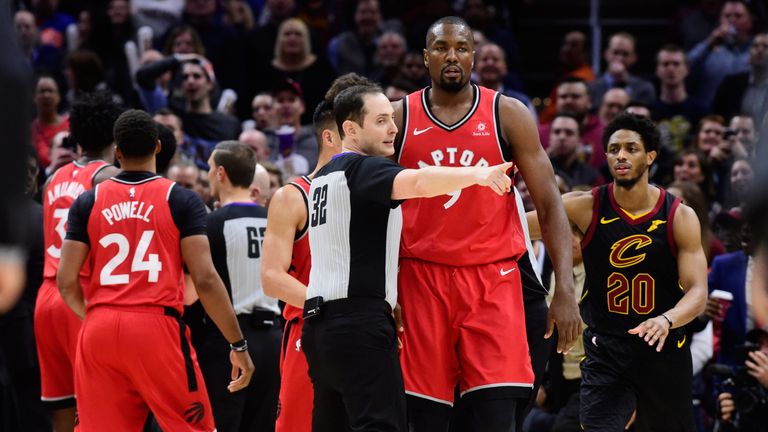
[660,313,673,329]
[229,339,248,352]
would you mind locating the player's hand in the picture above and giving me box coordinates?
[228,350,255,392]
[475,161,514,196]
[627,315,670,352]
[545,287,581,354]
[745,350,768,388]
[393,303,404,351]
[718,392,735,422]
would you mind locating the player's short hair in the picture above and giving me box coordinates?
[69,91,123,153]
[212,141,256,188]
[313,99,336,139]
[156,123,177,175]
[114,110,159,158]
[324,73,376,103]
[333,84,383,140]
[426,16,471,46]
[602,113,660,154]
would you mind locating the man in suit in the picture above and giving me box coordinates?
[713,32,768,123]
[589,32,656,108]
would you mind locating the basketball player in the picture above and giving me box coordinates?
[302,84,514,432]
[527,113,708,431]
[261,73,374,432]
[198,141,281,431]
[34,91,121,432]
[393,17,580,431]
[57,110,254,431]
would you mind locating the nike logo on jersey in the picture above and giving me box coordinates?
[677,335,686,349]
[647,220,666,232]
[500,267,515,276]
[413,126,433,136]
[600,216,619,224]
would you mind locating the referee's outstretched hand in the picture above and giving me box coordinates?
[474,161,515,195]
[228,350,255,392]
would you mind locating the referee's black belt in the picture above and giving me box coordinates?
[303,296,392,320]
[237,309,281,329]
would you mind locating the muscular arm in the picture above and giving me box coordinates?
[391,162,513,200]
[261,186,308,309]
[93,165,121,185]
[501,95,581,353]
[57,240,90,319]
[628,204,708,351]
[526,190,594,241]
[667,205,708,326]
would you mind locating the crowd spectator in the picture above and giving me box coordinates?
[597,88,629,125]
[729,114,758,154]
[327,0,389,76]
[678,0,723,50]
[266,18,335,124]
[240,129,272,162]
[589,32,656,108]
[264,79,318,173]
[31,0,75,56]
[687,0,753,108]
[667,181,725,265]
[31,76,69,169]
[474,42,537,122]
[176,59,241,160]
[131,0,184,36]
[546,112,602,187]
[540,30,595,124]
[396,50,429,89]
[250,92,279,131]
[540,77,605,172]
[653,44,708,152]
[674,149,717,207]
[64,50,113,105]
[728,157,754,211]
[713,32,768,124]
[370,30,407,88]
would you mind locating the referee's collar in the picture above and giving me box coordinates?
[332,151,357,160]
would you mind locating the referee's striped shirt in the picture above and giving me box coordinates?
[306,152,405,309]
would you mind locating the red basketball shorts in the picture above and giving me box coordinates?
[276,317,313,432]
[398,258,534,406]
[74,306,214,432]
[34,277,81,404]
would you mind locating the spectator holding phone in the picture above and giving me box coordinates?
[31,76,69,171]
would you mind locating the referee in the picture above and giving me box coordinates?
[301,84,514,432]
[198,141,281,432]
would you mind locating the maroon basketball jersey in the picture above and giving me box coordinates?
[86,176,184,313]
[397,84,526,266]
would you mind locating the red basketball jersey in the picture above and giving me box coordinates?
[284,176,312,321]
[85,176,184,313]
[43,160,110,280]
[397,84,526,266]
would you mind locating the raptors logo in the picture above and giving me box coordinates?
[184,402,206,425]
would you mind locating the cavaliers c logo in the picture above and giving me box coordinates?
[609,235,652,268]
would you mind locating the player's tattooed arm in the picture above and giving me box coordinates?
[262,185,309,309]
[500,95,581,354]
[628,204,708,351]
[58,240,89,319]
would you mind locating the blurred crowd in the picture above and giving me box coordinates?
[5,0,768,431]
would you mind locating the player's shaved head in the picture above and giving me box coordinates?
[426,16,472,47]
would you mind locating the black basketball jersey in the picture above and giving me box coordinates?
[581,183,683,336]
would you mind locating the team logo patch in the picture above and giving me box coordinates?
[184,402,206,425]
[647,220,666,232]
[472,121,491,137]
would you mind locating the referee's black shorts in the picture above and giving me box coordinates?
[302,297,406,432]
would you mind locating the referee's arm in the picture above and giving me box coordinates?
[262,186,308,309]
[391,162,515,200]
